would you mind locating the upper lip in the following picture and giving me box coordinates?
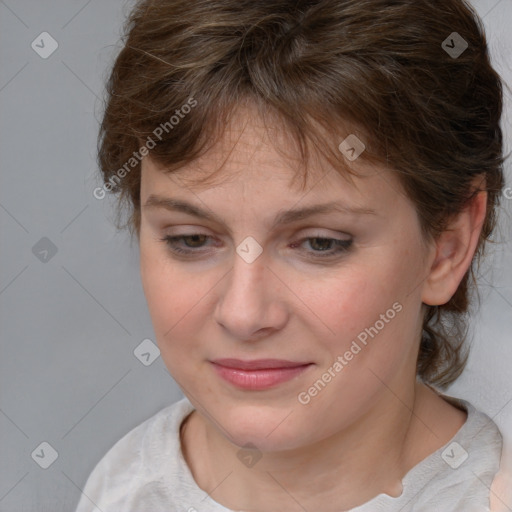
[211,358,312,370]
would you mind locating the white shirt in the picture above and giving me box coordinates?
[75,396,502,512]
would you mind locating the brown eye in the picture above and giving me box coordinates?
[159,234,213,255]
[292,237,353,259]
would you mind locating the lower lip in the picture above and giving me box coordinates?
[211,362,312,390]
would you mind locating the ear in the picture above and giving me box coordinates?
[421,178,487,306]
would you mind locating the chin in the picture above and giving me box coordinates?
[213,403,308,452]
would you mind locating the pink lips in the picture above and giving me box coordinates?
[210,358,313,390]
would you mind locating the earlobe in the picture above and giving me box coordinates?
[421,188,487,306]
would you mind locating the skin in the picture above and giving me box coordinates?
[138,105,486,511]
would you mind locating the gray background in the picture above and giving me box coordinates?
[0,0,511,510]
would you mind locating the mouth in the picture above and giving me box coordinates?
[210,359,314,390]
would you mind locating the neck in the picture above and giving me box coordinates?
[180,381,465,511]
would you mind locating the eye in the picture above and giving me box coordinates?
[158,234,212,255]
[292,236,353,258]
[158,233,353,259]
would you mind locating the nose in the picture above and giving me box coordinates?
[213,247,288,341]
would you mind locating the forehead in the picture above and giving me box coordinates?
[140,102,407,212]
[145,105,385,193]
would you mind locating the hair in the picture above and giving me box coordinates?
[97,0,507,388]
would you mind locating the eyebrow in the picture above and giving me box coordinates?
[143,194,377,229]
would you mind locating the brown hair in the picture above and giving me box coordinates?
[97,0,507,388]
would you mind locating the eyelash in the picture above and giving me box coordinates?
[158,233,353,259]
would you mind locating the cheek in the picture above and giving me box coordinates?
[302,247,421,373]
[305,264,401,343]
[139,241,220,371]
[140,243,194,338]
[294,269,415,436]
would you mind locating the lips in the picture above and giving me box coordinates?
[211,358,310,370]
[210,358,313,390]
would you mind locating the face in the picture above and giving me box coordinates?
[139,106,434,452]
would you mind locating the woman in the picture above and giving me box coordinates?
[77,0,506,510]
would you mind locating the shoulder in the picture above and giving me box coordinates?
[74,397,195,512]
[95,397,194,474]
[444,396,502,471]
[412,397,503,510]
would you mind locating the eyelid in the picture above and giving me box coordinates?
[160,224,352,238]
[159,226,354,247]
[158,231,354,260]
